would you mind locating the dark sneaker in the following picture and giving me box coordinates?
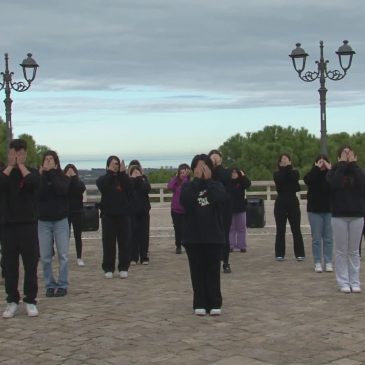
[223,263,232,274]
[240,248,247,253]
[46,288,55,297]
[54,288,67,297]
[176,247,182,254]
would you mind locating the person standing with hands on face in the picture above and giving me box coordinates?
[97,156,133,279]
[128,162,151,265]
[180,154,226,316]
[228,168,251,252]
[273,153,305,261]
[167,163,190,254]
[326,145,365,293]
[208,150,233,274]
[64,164,86,267]
[0,139,40,318]
[38,151,71,298]
[304,155,333,273]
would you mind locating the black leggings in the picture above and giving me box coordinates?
[68,212,83,259]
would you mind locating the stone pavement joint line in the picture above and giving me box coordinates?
[0,204,365,364]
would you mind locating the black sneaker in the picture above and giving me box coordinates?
[223,263,232,274]
[46,288,55,297]
[176,247,182,254]
[54,288,67,297]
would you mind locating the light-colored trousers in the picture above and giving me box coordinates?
[332,217,363,289]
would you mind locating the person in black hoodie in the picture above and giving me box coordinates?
[0,139,40,318]
[128,163,151,265]
[208,149,233,273]
[180,154,226,316]
[64,164,86,267]
[38,151,71,298]
[228,168,251,252]
[96,156,134,279]
[326,145,365,293]
[273,153,305,261]
[304,155,333,273]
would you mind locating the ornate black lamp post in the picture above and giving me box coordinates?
[0,53,39,148]
[289,40,355,155]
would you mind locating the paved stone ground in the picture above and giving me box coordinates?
[1,202,365,365]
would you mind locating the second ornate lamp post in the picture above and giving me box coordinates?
[289,40,355,155]
[0,53,39,148]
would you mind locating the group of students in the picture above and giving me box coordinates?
[96,156,151,279]
[0,139,87,318]
[1,139,364,320]
[274,145,365,294]
[170,144,365,316]
[0,139,152,319]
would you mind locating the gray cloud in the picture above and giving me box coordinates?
[1,0,364,110]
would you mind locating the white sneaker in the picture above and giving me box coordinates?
[351,286,361,293]
[119,271,128,279]
[77,259,85,267]
[25,303,39,317]
[2,302,18,319]
[210,308,222,316]
[104,272,113,279]
[340,286,351,294]
[314,263,323,273]
[194,308,206,316]
[325,263,333,272]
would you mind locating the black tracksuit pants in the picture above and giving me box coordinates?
[274,195,305,258]
[185,244,222,311]
[0,224,4,278]
[221,202,233,265]
[2,222,39,304]
[68,212,83,259]
[131,212,150,263]
[101,215,131,272]
[171,211,184,249]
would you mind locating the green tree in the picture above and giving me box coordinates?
[18,134,50,167]
[219,125,365,180]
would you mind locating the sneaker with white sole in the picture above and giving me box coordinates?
[104,272,113,279]
[25,303,39,317]
[314,263,323,273]
[325,263,333,272]
[119,271,128,279]
[340,286,351,294]
[77,258,85,267]
[210,308,222,316]
[194,308,206,316]
[351,286,361,293]
[2,302,18,319]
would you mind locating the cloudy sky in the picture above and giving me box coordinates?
[1,0,364,166]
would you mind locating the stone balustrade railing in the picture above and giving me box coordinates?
[84,181,308,203]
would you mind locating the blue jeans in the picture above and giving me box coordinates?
[308,212,333,264]
[38,218,70,289]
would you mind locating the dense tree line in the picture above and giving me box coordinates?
[219,125,365,181]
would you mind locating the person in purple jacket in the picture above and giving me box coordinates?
[167,163,190,254]
[228,168,251,252]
